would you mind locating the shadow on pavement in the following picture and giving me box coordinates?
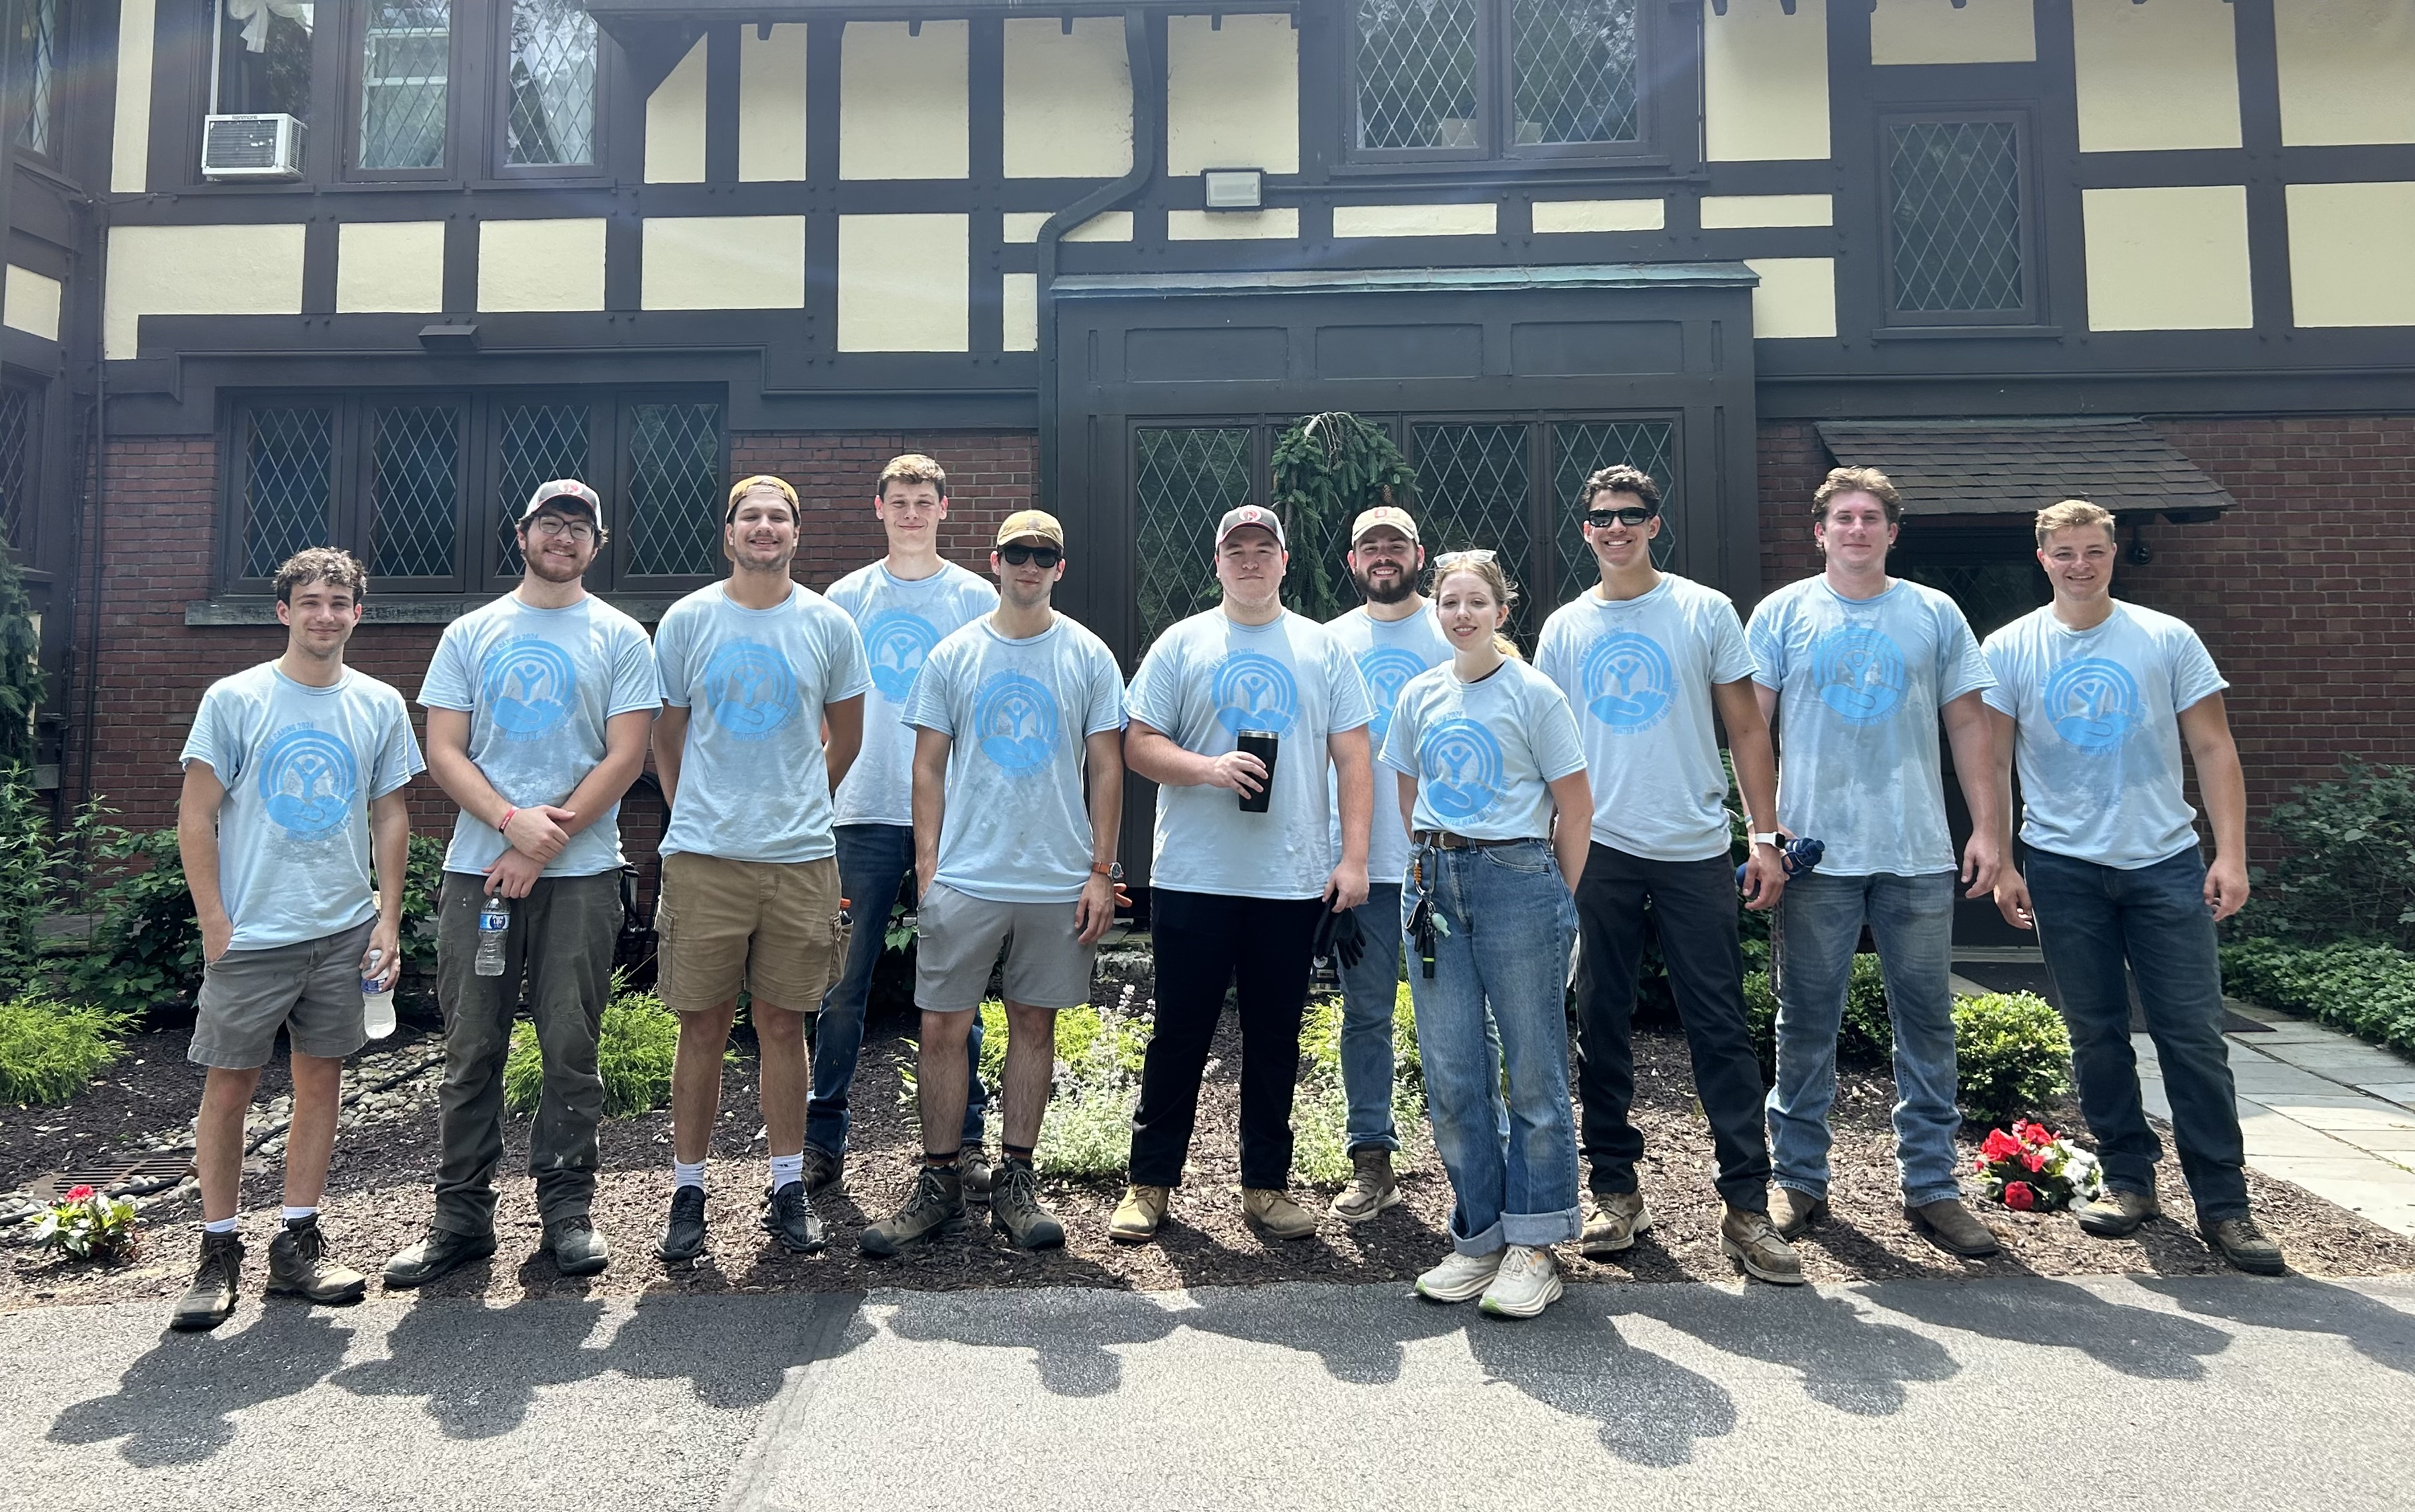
[1862,1276,2236,1380]
[48,1307,359,1467]
[2132,1276,2415,1376]
[1624,1284,1962,1415]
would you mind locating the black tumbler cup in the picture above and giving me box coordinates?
[1236,730,1280,814]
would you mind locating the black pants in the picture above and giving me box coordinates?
[1128,889,1325,1191]
[1572,843,1772,1211]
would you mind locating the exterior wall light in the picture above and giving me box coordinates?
[1202,168,1263,211]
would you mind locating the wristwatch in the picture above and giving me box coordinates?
[1750,831,1783,849]
[1092,862,1124,880]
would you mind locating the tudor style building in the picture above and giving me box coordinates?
[5,0,2411,896]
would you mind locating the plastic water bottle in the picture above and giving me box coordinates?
[360,949,397,1039]
[474,894,510,977]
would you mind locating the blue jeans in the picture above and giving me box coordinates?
[1337,884,1404,1155]
[1767,870,1963,1207]
[806,824,983,1157]
[2026,845,2248,1222]
[1405,838,1582,1255]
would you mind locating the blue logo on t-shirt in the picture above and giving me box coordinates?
[1212,651,1300,737]
[257,726,359,837]
[1419,718,1505,822]
[481,637,579,739]
[863,611,940,704]
[2044,657,2144,751]
[1811,626,1908,725]
[1580,631,1676,733]
[1357,647,1427,747]
[972,671,1060,777]
[700,640,798,741]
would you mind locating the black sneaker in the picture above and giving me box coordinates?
[266,1217,367,1304]
[657,1185,708,1263]
[859,1166,967,1257]
[545,1215,612,1276]
[761,1182,826,1254]
[991,1161,1066,1251]
[383,1226,499,1289]
[171,1231,245,1333]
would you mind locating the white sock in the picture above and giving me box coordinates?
[768,1153,804,1191]
[673,1159,706,1192]
[203,1216,240,1235]
[281,1205,317,1223]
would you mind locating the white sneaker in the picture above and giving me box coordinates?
[1414,1248,1502,1303]
[1479,1245,1564,1319]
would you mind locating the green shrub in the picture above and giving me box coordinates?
[0,777,102,997]
[1952,991,2074,1127]
[0,996,130,1106]
[975,998,1148,1089]
[397,833,446,986]
[967,998,1146,1178]
[66,827,203,1019]
[2223,935,2415,1057]
[2246,758,2415,949]
[504,976,685,1117]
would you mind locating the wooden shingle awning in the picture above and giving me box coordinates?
[1813,417,2236,522]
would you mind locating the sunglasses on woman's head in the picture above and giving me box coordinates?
[1585,505,1658,528]
[1431,548,1498,569]
[999,543,1062,568]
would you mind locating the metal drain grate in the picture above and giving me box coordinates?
[28,1151,195,1202]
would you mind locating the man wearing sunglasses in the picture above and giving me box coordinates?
[1535,465,1803,1285]
[385,479,661,1289]
[812,455,1000,1199]
[860,512,1127,1256]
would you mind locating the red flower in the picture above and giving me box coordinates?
[2022,1150,2048,1173]
[1973,1155,1991,1174]
[62,1185,95,1203]
[2017,1120,2056,1148]
[1980,1129,2023,1162]
[2003,1182,2038,1211]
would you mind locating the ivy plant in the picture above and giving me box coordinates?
[1270,412,1414,623]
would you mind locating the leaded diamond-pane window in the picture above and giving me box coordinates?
[368,407,460,579]
[496,404,592,575]
[361,2,450,170]
[242,407,336,579]
[1353,0,1652,160]
[1134,428,1255,651]
[1553,420,1675,591]
[1354,0,1480,152]
[1412,423,1536,639]
[1889,118,2028,318]
[506,0,596,167]
[8,0,56,154]
[0,386,35,551]
[1511,0,1636,146]
[624,403,722,577]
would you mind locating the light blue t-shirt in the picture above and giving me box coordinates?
[906,614,1127,904]
[418,593,662,878]
[1983,602,2228,870]
[178,663,426,951]
[1748,577,1994,877]
[1382,659,1586,842]
[654,583,873,864]
[825,560,998,829]
[1537,574,1754,863]
[1324,604,1452,884]
[1126,608,1376,901]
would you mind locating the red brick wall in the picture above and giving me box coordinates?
[736,430,1037,591]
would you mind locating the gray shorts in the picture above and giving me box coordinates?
[914,883,1096,1014]
[188,917,375,1070]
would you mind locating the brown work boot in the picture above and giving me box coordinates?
[265,1216,367,1305]
[2074,1186,2160,1238]
[1720,1205,1806,1286]
[1770,1186,1829,1241]
[1907,1197,2003,1258]
[1579,1190,1652,1257]
[1108,1184,1169,1243]
[171,1230,245,1333]
[1242,1186,1318,1241]
[2202,1215,2286,1276]
[1330,1148,1402,1225]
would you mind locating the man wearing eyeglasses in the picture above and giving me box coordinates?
[1535,465,1803,1285]
[860,512,1126,1256]
[810,454,1000,1199]
[385,479,663,1289]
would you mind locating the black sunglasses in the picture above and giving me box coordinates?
[999,543,1063,568]
[1585,505,1659,528]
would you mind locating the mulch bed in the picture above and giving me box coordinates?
[9,965,2415,1313]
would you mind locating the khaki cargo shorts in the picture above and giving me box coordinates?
[655,851,846,1014]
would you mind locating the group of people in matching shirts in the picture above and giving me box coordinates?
[161,450,2281,1332]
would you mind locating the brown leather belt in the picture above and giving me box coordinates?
[1413,830,1527,851]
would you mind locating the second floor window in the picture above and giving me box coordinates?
[1353,0,1640,161]
[360,1,450,170]
[7,0,56,154]
[1886,115,2035,325]
[504,0,596,166]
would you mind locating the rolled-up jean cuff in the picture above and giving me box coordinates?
[1495,1205,1583,1252]
[1451,1218,1504,1256]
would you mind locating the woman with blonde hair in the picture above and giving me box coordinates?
[1383,551,1592,1317]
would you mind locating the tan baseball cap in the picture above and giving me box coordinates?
[996,510,1065,549]
[521,479,600,524]
[1349,505,1419,545]
[1215,504,1287,549]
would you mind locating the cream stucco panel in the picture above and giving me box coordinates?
[1744,258,1836,339]
[479,220,608,312]
[2071,0,2240,152]
[2082,186,2253,330]
[1334,203,1496,238]
[1004,19,1133,179]
[1870,0,2036,65]
[1166,15,1298,176]
[112,0,156,193]
[646,37,708,183]
[2273,0,2415,146]
[838,214,970,351]
[1002,211,1134,244]
[739,25,808,182]
[1003,273,1038,352]
[2287,182,2415,327]
[642,217,807,310]
[336,222,445,313]
[842,23,970,180]
[4,266,62,342]
[105,224,305,359]
[1165,209,1300,240]
[1701,195,1832,228]
[1705,0,1828,162]
[1533,199,1665,233]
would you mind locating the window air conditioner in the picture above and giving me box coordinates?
[201,115,306,181]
